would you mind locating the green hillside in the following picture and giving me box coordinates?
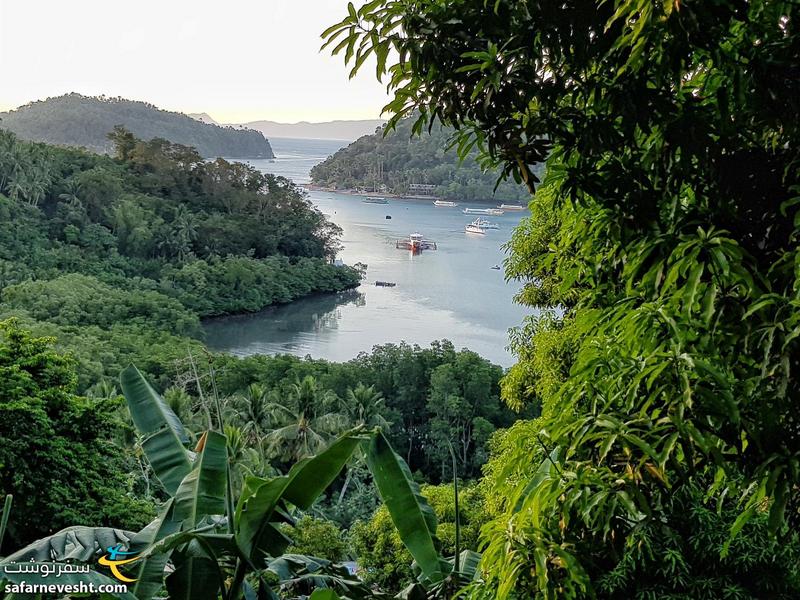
[0,93,273,158]
[0,127,359,389]
[310,117,535,202]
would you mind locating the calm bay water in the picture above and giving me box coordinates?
[204,138,532,366]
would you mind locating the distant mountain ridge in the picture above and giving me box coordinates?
[243,119,386,141]
[0,94,273,158]
[188,112,219,125]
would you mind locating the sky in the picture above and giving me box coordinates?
[0,0,391,123]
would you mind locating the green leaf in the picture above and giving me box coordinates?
[282,433,364,509]
[173,431,228,529]
[236,431,362,565]
[0,526,136,563]
[0,527,138,599]
[126,500,183,600]
[366,431,449,583]
[164,540,222,600]
[0,495,12,554]
[120,365,192,495]
[309,590,341,600]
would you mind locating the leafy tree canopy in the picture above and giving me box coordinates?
[0,320,153,550]
[325,0,800,597]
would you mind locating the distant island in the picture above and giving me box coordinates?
[243,119,386,141]
[309,118,535,202]
[0,94,273,159]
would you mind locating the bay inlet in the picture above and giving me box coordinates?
[203,138,531,366]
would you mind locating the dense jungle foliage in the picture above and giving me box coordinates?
[0,127,359,385]
[0,93,273,158]
[0,120,520,599]
[325,0,800,597]
[3,0,799,598]
[309,117,532,202]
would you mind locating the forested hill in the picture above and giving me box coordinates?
[0,127,359,388]
[0,94,274,158]
[309,117,533,202]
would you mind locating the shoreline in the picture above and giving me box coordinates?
[305,184,528,207]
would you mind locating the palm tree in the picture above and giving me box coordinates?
[27,166,50,207]
[6,173,29,203]
[58,180,83,207]
[227,383,271,444]
[224,424,273,494]
[340,383,391,429]
[263,376,338,463]
[335,383,392,504]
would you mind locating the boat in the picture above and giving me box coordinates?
[465,223,486,235]
[433,200,459,207]
[363,197,389,204]
[463,207,505,216]
[491,265,501,270]
[498,203,525,211]
[375,281,397,287]
[396,232,438,252]
[474,218,499,229]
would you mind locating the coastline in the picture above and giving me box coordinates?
[305,184,529,207]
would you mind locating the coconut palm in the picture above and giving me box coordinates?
[58,179,83,207]
[263,375,339,462]
[340,383,391,429]
[224,424,272,494]
[225,383,270,444]
[6,173,29,203]
[335,383,392,504]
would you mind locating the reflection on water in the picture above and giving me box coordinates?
[203,290,366,356]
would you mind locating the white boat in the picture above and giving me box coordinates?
[433,200,459,207]
[396,232,438,251]
[463,207,505,216]
[498,203,525,211]
[474,218,499,229]
[465,223,486,235]
[363,196,389,204]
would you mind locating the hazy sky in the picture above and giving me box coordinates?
[0,0,391,123]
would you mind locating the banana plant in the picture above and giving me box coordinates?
[0,365,459,599]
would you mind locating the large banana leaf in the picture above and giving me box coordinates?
[366,432,449,584]
[282,431,367,509]
[120,365,191,495]
[0,526,135,564]
[266,555,380,600]
[236,432,362,564]
[125,500,182,600]
[164,539,223,600]
[0,527,139,600]
[173,431,228,529]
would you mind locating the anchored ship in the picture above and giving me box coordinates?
[396,232,438,253]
